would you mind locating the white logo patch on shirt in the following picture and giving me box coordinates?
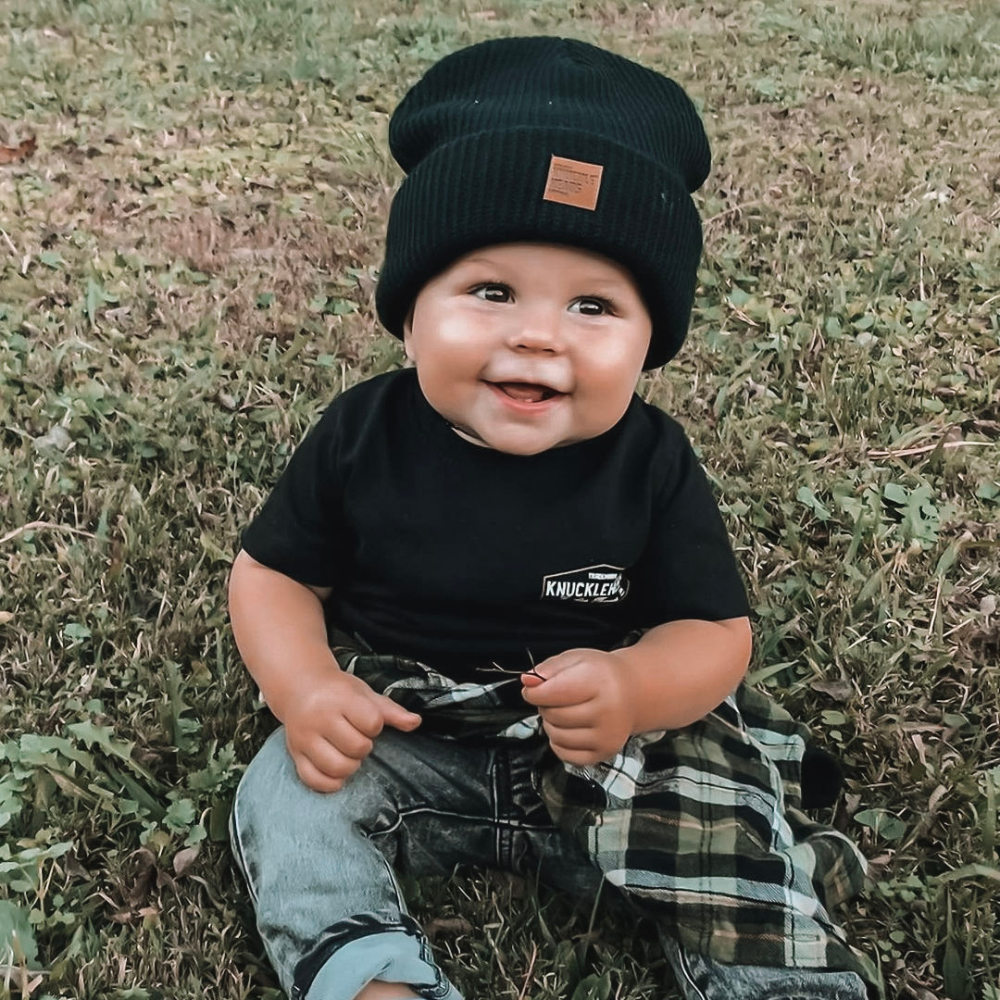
[541,564,630,604]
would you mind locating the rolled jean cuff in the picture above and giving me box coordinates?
[304,929,463,1000]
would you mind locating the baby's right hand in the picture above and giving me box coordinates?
[283,670,421,793]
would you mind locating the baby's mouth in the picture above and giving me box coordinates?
[491,382,561,403]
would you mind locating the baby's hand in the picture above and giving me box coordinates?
[520,649,633,766]
[284,670,421,793]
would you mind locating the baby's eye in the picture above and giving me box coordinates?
[569,296,614,316]
[471,283,513,303]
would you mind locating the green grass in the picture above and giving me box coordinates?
[1,0,999,997]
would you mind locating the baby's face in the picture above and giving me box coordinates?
[403,243,652,455]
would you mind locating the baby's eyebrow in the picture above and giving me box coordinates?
[458,256,505,271]
[571,274,630,291]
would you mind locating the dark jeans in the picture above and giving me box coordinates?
[231,727,868,1000]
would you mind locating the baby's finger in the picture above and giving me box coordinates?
[345,694,391,738]
[294,756,346,794]
[377,694,423,731]
[530,650,584,679]
[547,742,604,767]
[537,703,594,729]
[542,719,597,751]
[522,668,597,708]
[325,718,374,760]
[304,738,364,783]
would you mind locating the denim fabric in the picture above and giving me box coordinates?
[658,934,869,1000]
[231,727,868,1000]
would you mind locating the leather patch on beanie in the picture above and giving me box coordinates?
[542,155,603,210]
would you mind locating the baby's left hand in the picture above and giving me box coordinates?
[520,649,634,765]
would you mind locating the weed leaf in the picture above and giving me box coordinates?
[0,899,39,967]
[854,809,907,841]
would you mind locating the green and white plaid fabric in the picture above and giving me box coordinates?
[332,635,882,995]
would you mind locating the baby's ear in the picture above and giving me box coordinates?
[402,306,416,361]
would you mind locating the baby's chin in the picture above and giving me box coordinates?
[447,421,589,455]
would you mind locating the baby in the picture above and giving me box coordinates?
[228,36,879,1000]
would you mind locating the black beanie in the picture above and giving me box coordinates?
[375,36,711,369]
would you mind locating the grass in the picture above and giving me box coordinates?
[1,0,998,997]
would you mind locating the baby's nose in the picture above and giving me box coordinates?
[509,312,564,352]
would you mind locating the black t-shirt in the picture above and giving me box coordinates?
[241,369,748,679]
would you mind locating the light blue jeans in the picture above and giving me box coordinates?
[231,727,869,1000]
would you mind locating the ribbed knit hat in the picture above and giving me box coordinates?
[375,36,711,369]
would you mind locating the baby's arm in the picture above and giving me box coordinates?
[228,550,421,791]
[521,617,751,765]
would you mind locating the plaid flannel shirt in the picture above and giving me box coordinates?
[332,635,882,995]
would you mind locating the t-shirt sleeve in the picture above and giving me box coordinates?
[633,432,750,625]
[239,405,350,589]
